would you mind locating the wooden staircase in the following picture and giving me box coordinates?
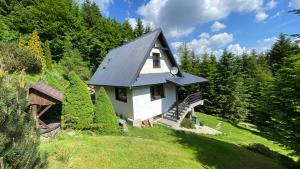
[159,92,203,127]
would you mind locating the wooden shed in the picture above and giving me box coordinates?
[29,82,64,134]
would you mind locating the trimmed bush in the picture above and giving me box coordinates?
[94,87,119,134]
[62,71,94,129]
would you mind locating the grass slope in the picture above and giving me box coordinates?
[41,114,288,169]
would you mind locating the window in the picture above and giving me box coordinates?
[115,88,127,102]
[150,84,165,101]
[152,53,161,68]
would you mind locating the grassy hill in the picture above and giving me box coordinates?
[40,113,293,169]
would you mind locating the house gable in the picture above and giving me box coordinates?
[139,40,173,74]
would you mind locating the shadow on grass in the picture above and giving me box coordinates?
[172,130,284,169]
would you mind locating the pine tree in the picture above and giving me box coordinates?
[215,50,237,119]
[122,20,134,40]
[81,0,101,28]
[0,74,47,169]
[144,24,152,33]
[259,54,300,155]
[62,71,94,129]
[28,30,46,71]
[199,53,218,114]
[44,40,52,70]
[93,87,119,134]
[133,18,144,38]
[179,43,193,72]
[267,33,299,73]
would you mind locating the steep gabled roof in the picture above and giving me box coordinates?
[89,28,181,87]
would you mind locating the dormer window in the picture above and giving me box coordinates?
[152,53,160,68]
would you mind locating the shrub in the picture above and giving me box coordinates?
[0,42,42,73]
[0,74,47,169]
[62,71,94,130]
[180,118,195,129]
[93,87,119,134]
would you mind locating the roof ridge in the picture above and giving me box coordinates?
[108,28,162,53]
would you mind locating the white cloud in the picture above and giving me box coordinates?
[137,0,264,37]
[172,32,233,56]
[266,0,277,9]
[210,21,226,32]
[257,36,277,51]
[256,11,269,22]
[78,0,112,16]
[169,27,195,37]
[126,17,154,29]
[227,44,248,55]
[289,0,300,9]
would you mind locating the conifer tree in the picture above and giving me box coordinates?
[81,0,101,28]
[62,71,94,129]
[144,24,152,33]
[28,30,46,71]
[215,50,237,119]
[133,18,145,38]
[122,20,134,40]
[0,74,47,169]
[94,87,119,134]
[179,43,193,72]
[258,54,300,155]
[44,40,52,69]
[199,53,218,114]
[267,34,299,73]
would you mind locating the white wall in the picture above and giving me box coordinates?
[132,83,176,121]
[139,40,172,74]
[95,86,134,119]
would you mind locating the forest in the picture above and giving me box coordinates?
[0,0,299,168]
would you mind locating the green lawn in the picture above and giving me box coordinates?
[40,113,293,169]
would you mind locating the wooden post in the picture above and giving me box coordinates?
[176,86,179,120]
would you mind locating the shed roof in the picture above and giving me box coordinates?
[29,82,64,102]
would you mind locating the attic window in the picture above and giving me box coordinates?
[152,53,161,68]
[115,88,127,103]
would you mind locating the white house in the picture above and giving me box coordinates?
[89,28,208,127]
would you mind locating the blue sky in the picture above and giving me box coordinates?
[84,0,300,56]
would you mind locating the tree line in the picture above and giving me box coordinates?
[178,33,300,157]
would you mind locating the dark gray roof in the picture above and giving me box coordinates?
[167,72,208,86]
[132,72,208,87]
[89,28,207,87]
[132,73,172,87]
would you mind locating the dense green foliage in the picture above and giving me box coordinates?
[0,74,46,168]
[93,87,119,134]
[62,71,94,129]
[178,33,300,157]
[59,38,91,81]
[0,42,41,73]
